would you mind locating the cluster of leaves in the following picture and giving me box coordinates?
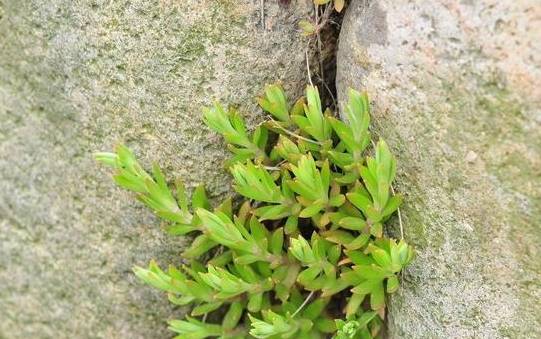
[95,84,413,338]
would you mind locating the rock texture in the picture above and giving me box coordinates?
[337,1,540,338]
[0,0,312,337]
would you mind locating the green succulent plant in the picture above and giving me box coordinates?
[95,84,414,338]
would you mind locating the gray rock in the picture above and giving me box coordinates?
[337,1,540,338]
[0,0,312,337]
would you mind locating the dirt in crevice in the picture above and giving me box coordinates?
[310,3,346,110]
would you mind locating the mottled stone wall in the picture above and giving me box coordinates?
[0,0,312,337]
[337,0,540,337]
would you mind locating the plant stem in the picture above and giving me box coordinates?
[269,118,322,145]
[292,291,315,318]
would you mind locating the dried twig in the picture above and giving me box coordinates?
[268,117,322,145]
[305,48,313,86]
[319,74,337,108]
[292,291,315,318]
[391,185,404,240]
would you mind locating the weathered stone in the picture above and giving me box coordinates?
[337,0,540,337]
[0,0,312,337]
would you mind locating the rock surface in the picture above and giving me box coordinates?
[0,0,312,337]
[337,0,540,337]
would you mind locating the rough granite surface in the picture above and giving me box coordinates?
[337,1,540,338]
[0,0,312,337]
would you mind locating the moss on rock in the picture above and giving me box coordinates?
[337,0,540,337]
[0,0,312,337]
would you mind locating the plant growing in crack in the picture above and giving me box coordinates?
[299,0,345,37]
[95,84,414,338]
